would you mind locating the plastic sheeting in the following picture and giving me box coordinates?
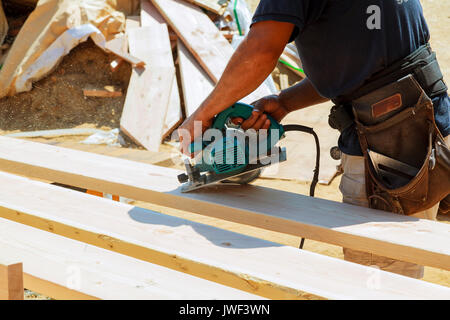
[0,0,140,98]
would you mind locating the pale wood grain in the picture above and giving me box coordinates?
[0,137,448,271]
[120,26,175,151]
[177,40,214,116]
[151,0,272,106]
[183,0,227,15]
[0,260,23,300]
[0,217,261,300]
[140,0,183,140]
[0,172,448,299]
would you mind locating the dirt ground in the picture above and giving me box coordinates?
[0,40,131,133]
[0,0,448,299]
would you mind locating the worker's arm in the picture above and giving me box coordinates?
[178,20,293,155]
[240,77,329,130]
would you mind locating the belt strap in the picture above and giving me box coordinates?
[333,44,448,105]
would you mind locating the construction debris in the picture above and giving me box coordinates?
[83,86,123,98]
[0,0,321,178]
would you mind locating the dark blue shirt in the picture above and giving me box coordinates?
[252,0,449,155]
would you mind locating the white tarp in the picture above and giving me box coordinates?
[16,23,117,93]
[0,0,139,98]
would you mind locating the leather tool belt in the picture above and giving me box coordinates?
[353,75,450,215]
[329,44,450,215]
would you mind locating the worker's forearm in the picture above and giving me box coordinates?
[279,77,329,112]
[194,21,294,121]
[196,38,279,120]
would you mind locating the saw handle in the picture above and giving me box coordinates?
[190,102,285,154]
[212,102,281,132]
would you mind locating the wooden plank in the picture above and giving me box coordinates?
[0,172,448,300]
[141,0,166,25]
[120,26,175,151]
[183,0,227,15]
[150,0,272,104]
[177,40,214,117]
[0,260,23,300]
[107,16,141,72]
[29,140,180,167]
[0,218,260,300]
[279,74,289,90]
[0,136,449,270]
[104,42,145,68]
[126,16,141,32]
[83,88,122,98]
[140,0,183,140]
[151,0,231,83]
[105,34,128,55]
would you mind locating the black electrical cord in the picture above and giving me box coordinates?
[283,124,321,249]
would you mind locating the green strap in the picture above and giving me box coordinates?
[233,0,243,36]
[279,58,304,74]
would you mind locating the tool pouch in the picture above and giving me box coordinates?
[352,75,450,215]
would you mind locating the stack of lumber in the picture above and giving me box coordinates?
[119,0,273,152]
[0,136,449,300]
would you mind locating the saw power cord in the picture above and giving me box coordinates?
[283,124,321,249]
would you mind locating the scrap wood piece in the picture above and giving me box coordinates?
[126,16,141,31]
[105,34,128,54]
[279,73,289,90]
[150,0,235,83]
[120,25,175,151]
[103,18,141,68]
[0,218,259,300]
[83,86,122,98]
[140,0,183,140]
[220,30,237,41]
[141,0,166,25]
[140,2,177,40]
[183,0,227,15]
[105,34,128,72]
[0,259,23,300]
[104,41,145,68]
[0,172,448,300]
[177,40,214,117]
[0,137,449,271]
[151,0,272,104]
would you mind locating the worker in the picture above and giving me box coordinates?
[178,0,449,278]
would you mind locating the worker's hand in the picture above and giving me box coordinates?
[236,95,289,130]
[178,110,213,157]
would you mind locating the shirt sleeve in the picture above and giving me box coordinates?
[251,0,328,42]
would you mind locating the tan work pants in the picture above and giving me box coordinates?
[339,136,449,278]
